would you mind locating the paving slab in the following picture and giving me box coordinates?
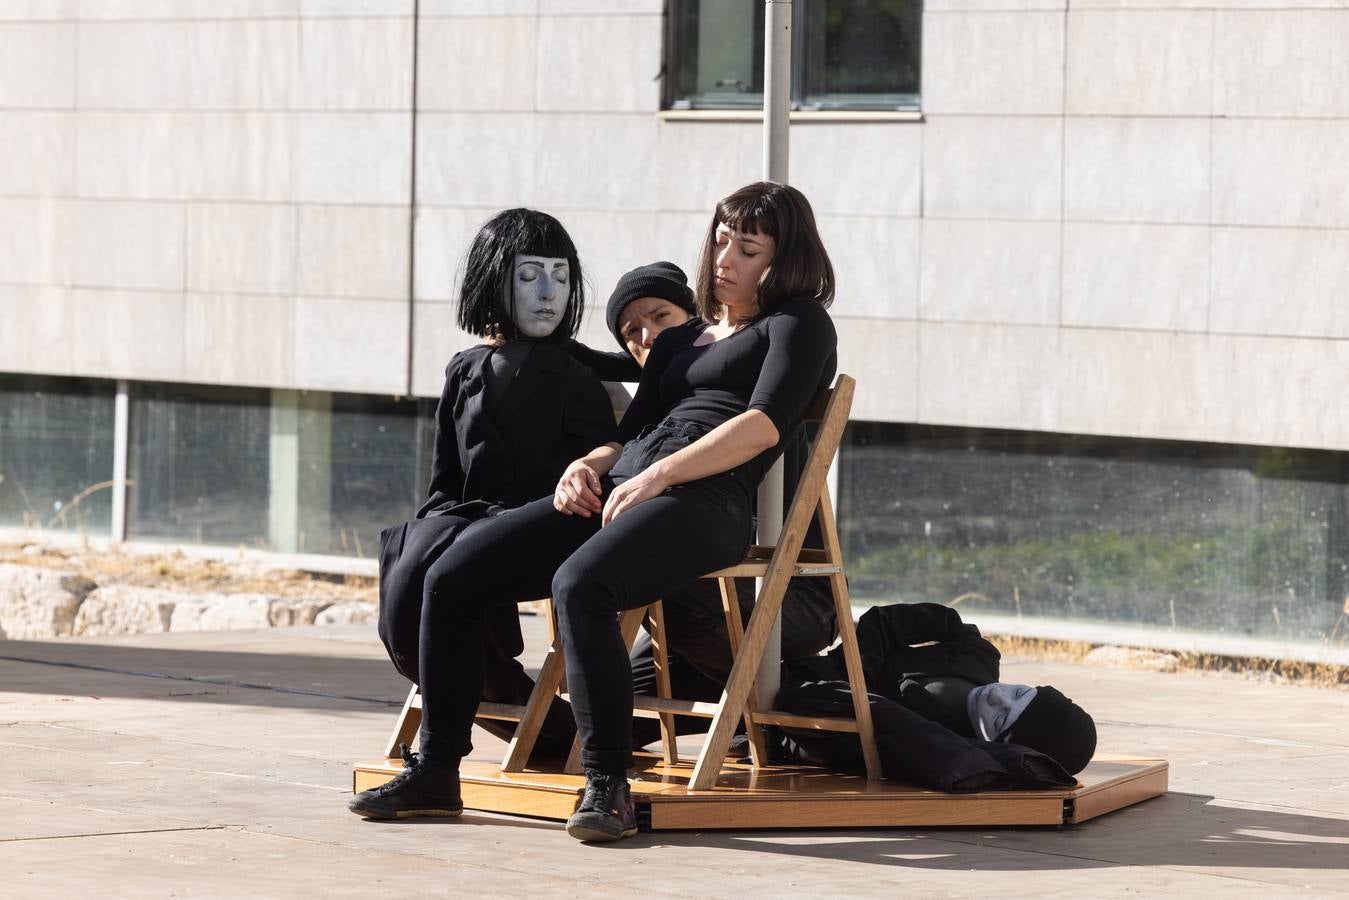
[3,621,1348,898]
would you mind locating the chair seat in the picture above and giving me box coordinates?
[705,560,844,578]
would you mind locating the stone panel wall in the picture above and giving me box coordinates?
[4,1,1349,452]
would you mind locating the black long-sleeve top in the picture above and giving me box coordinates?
[566,329,827,547]
[417,343,617,518]
[565,340,642,383]
[614,297,838,491]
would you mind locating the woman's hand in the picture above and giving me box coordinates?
[602,467,669,526]
[554,459,604,517]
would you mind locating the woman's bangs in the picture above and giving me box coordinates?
[716,196,778,243]
[519,224,575,261]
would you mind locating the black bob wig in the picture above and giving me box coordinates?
[456,208,585,342]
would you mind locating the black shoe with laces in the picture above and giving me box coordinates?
[348,744,463,820]
[565,769,637,843]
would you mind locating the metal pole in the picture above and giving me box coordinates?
[754,0,791,709]
[110,380,129,542]
[763,0,791,183]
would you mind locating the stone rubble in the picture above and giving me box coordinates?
[0,563,98,639]
[72,584,177,637]
[1084,644,1181,672]
[314,601,378,626]
[0,561,367,640]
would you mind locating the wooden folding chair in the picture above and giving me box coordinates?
[382,602,566,763]
[505,374,882,790]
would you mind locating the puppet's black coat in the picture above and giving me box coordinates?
[377,343,616,705]
[774,603,1075,792]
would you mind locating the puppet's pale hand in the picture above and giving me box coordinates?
[554,459,603,517]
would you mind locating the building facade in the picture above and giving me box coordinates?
[3,0,1348,658]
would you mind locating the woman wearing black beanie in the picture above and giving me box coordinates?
[605,260,698,355]
[350,182,839,844]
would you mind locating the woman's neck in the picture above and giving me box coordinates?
[721,300,760,329]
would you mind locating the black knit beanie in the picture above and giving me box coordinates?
[1005,686,1097,776]
[605,261,696,350]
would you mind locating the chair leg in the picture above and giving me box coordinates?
[500,599,568,772]
[690,568,793,791]
[499,647,568,772]
[817,491,883,781]
[384,685,422,759]
[719,577,768,766]
[647,601,681,766]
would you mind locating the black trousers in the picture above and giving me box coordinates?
[771,677,1076,793]
[377,511,523,684]
[418,456,753,773]
[491,575,840,754]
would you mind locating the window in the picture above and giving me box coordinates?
[128,383,274,548]
[839,422,1349,647]
[664,0,922,111]
[0,374,115,536]
[126,383,435,557]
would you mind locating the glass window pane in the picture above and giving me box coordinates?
[797,0,921,109]
[126,383,434,558]
[127,383,272,548]
[840,423,1349,647]
[0,374,115,536]
[665,0,921,110]
[665,0,765,109]
[317,394,436,559]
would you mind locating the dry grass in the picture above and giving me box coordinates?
[0,541,376,603]
[1168,651,1349,690]
[985,634,1097,664]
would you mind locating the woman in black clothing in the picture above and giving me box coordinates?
[349,182,839,843]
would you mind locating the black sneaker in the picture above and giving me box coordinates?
[565,770,637,842]
[348,744,463,820]
[725,732,751,759]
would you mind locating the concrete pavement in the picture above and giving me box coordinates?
[3,617,1348,898]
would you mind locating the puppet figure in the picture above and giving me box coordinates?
[377,209,615,729]
[773,602,1097,790]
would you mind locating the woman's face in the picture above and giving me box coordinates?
[618,297,691,366]
[712,223,775,314]
[502,254,569,339]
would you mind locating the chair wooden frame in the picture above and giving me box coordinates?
[505,374,880,789]
[381,600,564,760]
[384,375,881,793]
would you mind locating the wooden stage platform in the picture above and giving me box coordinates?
[353,753,1168,831]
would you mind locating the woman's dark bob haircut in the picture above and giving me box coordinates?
[693,181,835,322]
[456,207,585,342]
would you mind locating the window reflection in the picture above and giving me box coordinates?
[0,375,115,536]
[840,423,1349,646]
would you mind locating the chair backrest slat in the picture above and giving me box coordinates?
[771,375,854,558]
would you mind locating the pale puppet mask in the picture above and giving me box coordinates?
[966,682,1039,741]
[502,255,570,339]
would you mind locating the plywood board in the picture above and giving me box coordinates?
[353,752,1167,831]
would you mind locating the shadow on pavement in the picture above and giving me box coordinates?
[0,638,410,711]
[659,792,1349,872]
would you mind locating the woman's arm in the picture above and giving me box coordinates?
[554,442,623,517]
[600,410,777,525]
[564,340,642,383]
[747,298,839,439]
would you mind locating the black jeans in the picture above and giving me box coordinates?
[417,420,754,774]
